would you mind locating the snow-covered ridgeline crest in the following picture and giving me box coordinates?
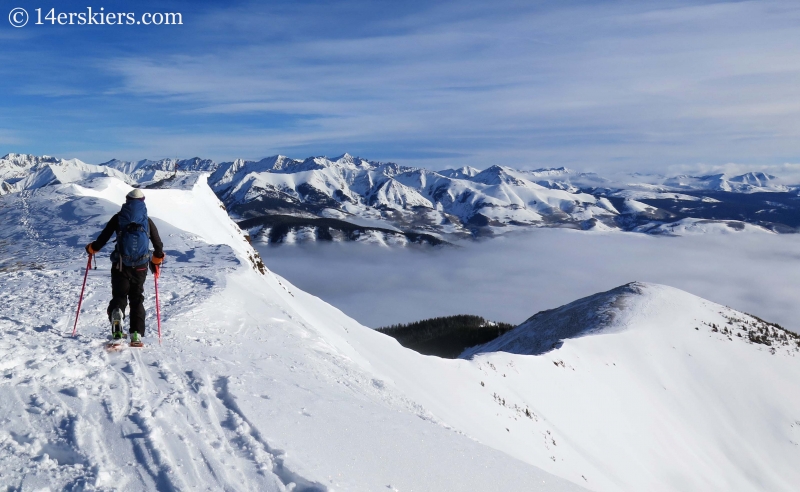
[3,153,800,239]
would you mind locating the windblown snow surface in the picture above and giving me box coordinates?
[1,173,799,491]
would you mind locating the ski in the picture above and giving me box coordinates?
[106,332,128,351]
[130,332,144,348]
[105,339,145,350]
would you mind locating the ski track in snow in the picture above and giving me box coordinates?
[0,268,324,491]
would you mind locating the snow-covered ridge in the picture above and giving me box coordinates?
[342,279,800,491]
[463,281,800,358]
[0,172,584,490]
[461,282,644,357]
[449,282,800,490]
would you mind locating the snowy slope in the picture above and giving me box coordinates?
[634,218,772,235]
[0,174,583,491]
[278,278,800,491]
[2,170,798,491]
[452,283,800,491]
[306,279,800,491]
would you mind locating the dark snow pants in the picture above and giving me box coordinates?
[107,264,148,336]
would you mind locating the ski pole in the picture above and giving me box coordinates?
[154,266,162,344]
[72,254,93,337]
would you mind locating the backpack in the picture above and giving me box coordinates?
[116,199,151,267]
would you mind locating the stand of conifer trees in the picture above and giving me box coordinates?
[377,315,515,358]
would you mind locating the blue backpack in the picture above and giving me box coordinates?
[116,199,151,267]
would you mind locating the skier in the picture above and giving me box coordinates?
[84,189,165,346]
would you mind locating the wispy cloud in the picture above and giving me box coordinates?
[0,128,24,147]
[4,0,800,171]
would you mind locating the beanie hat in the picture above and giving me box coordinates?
[126,188,145,200]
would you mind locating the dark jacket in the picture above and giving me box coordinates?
[91,213,164,265]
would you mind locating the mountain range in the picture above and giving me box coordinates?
[0,167,797,490]
[3,152,800,245]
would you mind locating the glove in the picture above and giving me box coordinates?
[85,243,98,255]
[149,253,164,274]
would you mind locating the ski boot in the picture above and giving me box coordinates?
[130,332,144,348]
[111,308,126,340]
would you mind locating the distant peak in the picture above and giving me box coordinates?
[333,153,367,167]
[1,153,60,167]
[472,165,528,185]
[437,166,480,179]
[534,166,571,173]
[729,171,777,183]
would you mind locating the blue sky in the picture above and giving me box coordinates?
[2,0,800,173]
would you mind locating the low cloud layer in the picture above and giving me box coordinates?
[258,230,800,330]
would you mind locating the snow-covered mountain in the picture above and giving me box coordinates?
[660,172,789,193]
[516,169,793,195]
[209,156,617,241]
[456,282,800,490]
[437,165,480,180]
[21,160,134,190]
[4,153,800,242]
[0,153,61,181]
[102,157,218,185]
[203,154,800,238]
[0,154,134,195]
